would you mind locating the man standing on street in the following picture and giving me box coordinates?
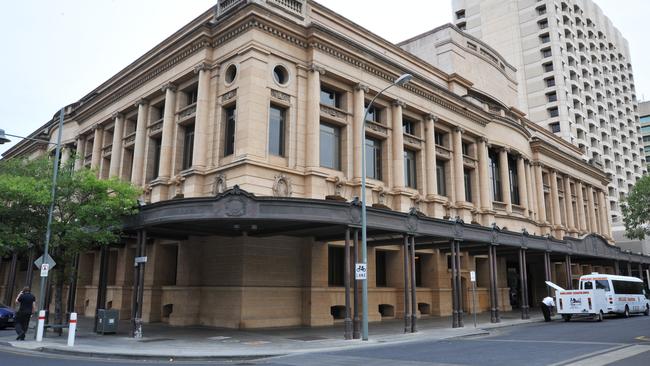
[14,287,36,341]
[541,295,555,322]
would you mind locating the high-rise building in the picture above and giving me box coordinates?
[449,0,645,228]
[640,101,650,168]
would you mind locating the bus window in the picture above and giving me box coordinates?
[595,280,610,291]
[583,281,593,290]
[612,280,643,294]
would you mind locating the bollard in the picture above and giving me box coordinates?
[36,310,46,342]
[67,312,77,347]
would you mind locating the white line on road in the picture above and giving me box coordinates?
[563,345,650,366]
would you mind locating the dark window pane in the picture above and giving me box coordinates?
[224,106,236,156]
[320,87,340,108]
[508,155,520,205]
[404,149,417,188]
[187,87,198,105]
[376,251,387,287]
[365,104,381,123]
[269,105,285,156]
[403,118,416,135]
[328,246,345,286]
[320,122,340,170]
[464,168,472,202]
[489,149,502,201]
[435,132,446,146]
[152,138,161,179]
[365,137,382,180]
[436,160,447,196]
[182,125,195,170]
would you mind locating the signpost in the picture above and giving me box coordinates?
[470,270,477,328]
[355,263,367,280]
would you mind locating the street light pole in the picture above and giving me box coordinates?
[38,108,65,312]
[360,74,412,341]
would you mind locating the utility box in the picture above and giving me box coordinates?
[96,309,119,334]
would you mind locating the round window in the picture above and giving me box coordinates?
[273,65,289,85]
[225,64,237,84]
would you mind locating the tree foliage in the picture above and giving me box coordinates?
[622,174,650,240]
[0,156,141,261]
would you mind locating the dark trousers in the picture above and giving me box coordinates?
[15,311,31,339]
[541,303,552,321]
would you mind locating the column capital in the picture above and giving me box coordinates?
[355,83,369,93]
[425,113,438,122]
[531,161,543,168]
[91,123,104,132]
[392,99,406,108]
[453,126,464,134]
[308,63,326,75]
[498,146,510,154]
[193,62,209,74]
[134,98,149,108]
[111,112,124,120]
[478,136,488,144]
[161,82,177,93]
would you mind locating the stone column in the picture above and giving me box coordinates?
[516,156,528,213]
[498,148,512,213]
[90,125,104,170]
[453,127,466,204]
[564,176,576,233]
[131,99,149,186]
[109,113,125,178]
[61,145,71,166]
[533,163,547,224]
[305,65,324,169]
[598,190,609,238]
[576,181,587,233]
[192,63,210,169]
[478,138,491,211]
[586,185,597,233]
[159,83,178,179]
[352,84,367,181]
[549,170,561,228]
[525,161,536,219]
[391,100,405,189]
[74,135,86,171]
[424,115,438,198]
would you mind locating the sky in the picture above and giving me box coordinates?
[1,0,648,156]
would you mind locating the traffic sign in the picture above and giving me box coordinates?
[355,263,367,280]
[134,256,148,266]
[40,263,50,277]
[34,254,56,270]
[470,270,476,282]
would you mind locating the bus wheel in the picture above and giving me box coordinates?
[624,305,630,318]
[597,311,604,322]
[563,315,571,322]
[644,305,649,316]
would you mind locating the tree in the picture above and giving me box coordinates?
[0,156,140,328]
[622,175,650,240]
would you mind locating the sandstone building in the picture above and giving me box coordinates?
[1,0,649,332]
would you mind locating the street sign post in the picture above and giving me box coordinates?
[355,263,367,280]
[40,263,49,277]
[470,270,477,328]
[34,254,56,273]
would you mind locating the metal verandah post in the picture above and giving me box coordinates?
[135,230,147,338]
[518,249,529,320]
[488,245,495,323]
[403,235,410,333]
[94,245,109,332]
[344,228,352,340]
[455,240,463,328]
[25,247,35,289]
[451,240,458,328]
[544,252,552,296]
[66,253,79,315]
[627,262,633,277]
[565,255,572,290]
[4,252,18,306]
[352,229,360,339]
[410,235,417,333]
[614,260,620,275]
[522,249,529,319]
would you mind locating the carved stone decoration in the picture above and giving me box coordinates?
[334,177,344,196]
[111,112,124,120]
[194,62,209,74]
[272,174,292,198]
[320,105,347,119]
[271,89,291,102]
[225,196,246,217]
[134,98,149,108]
[355,83,369,93]
[170,175,186,198]
[213,173,227,195]
[222,89,237,102]
[161,82,177,93]
[308,63,326,75]
[406,212,418,233]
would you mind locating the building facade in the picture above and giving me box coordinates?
[640,101,650,168]
[450,0,645,229]
[1,0,649,331]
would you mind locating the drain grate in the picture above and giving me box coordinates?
[288,335,328,341]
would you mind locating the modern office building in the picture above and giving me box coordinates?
[1,0,648,332]
[640,101,650,168]
[450,0,645,230]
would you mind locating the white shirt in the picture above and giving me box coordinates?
[542,296,555,307]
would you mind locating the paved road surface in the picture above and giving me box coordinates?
[1,314,649,365]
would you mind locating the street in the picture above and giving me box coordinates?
[1,315,649,365]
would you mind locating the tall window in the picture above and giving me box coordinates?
[224,106,236,156]
[508,155,520,205]
[402,117,416,135]
[365,104,381,123]
[320,86,341,108]
[187,87,198,105]
[375,250,387,287]
[404,149,417,188]
[464,168,472,202]
[320,122,340,170]
[436,159,447,196]
[151,138,161,180]
[182,124,195,170]
[365,137,382,180]
[328,246,344,286]
[268,105,285,156]
[435,131,446,146]
[488,149,502,201]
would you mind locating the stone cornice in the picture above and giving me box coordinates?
[530,138,609,185]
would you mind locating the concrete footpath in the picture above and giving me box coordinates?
[1,310,545,361]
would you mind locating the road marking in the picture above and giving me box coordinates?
[563,345,650,366]
[462,338,625,346]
